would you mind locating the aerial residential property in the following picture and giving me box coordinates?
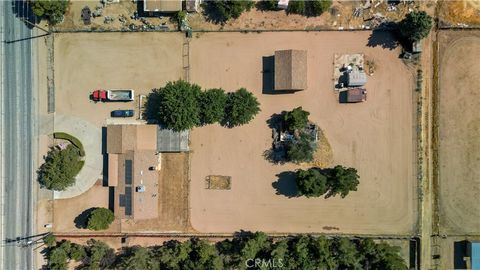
[0,0,479,269]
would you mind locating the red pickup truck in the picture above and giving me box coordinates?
[91,89,135,102]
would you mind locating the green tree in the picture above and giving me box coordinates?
[287,0,331,16]
[38,144,83,191]
[69,243,87,261]
[309,236,337,269]
[327,165,360,198]
[199,88,227,125]
[295,168,328,197]
[85,240,116,269]
[48,246,69,270]
[29,0,69,25]
[182,238,223,269]
[86,208,114,231]
[284,236,317,270]
[117,246,159,270]
[147,80,202,131]
[256,0,278,11]
[398,11,433,42]
[333,238,362,269]
[157,240,192,269]
[223,88,261,127]
[283,106,310,132]
[44,234,57,247]
[202,0,254,24]
[286,132,316,163]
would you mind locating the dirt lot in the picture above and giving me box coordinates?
[439,0,480,26]
[189,31,416,235]
[54,32,184,126]
[438,31,480,235]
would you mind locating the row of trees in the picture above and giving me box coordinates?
[37,144,83,191]
[45,232,407,270]
[145,80,260,131]
[296,166,360,198]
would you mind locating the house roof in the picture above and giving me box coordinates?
[108,154,119,187]
[144,0,182,12]
[274,49,307,91]
[347,88,367,102]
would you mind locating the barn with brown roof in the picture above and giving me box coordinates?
[274,49,307,91]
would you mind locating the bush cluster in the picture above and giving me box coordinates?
[145,80,260,131]
[29,0,69,25]
[37,144,84,191]
[287,0,332,17]
[53,132,85,156]
[296,166,360,198]
[45,232,407,270]
[202,0,254,24]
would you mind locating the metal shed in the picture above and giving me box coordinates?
[157,126,189,152]
[347,69,367,87]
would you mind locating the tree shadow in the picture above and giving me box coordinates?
[143,90,161,122]
[366,28,400,50]
[11,0,40,29]
[272,171,299,198]
[74,207,96,229]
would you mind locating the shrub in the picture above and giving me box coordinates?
[223,88,261,127]
[286,132,316,163]
[29,0,69,25]
[287,0,331,16]
[38,145,83,191]
[87,208,115,231]
[53,132,85,156]
[327,165,360,198]
[256,0,279,10]
[202,0,254,24]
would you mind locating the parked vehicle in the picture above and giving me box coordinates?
[91,89,134,102]
[111,110,134,118]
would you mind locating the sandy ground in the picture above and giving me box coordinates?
[438,31,480,235]
[54,32,184,126]
[188,31,416,235]
[53,180,117,233]
[439,0,480,26]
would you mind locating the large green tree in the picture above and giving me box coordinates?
[283,106,310,132]
[398,11,433,42]
[117,247,159,270]
[202,0,254,24]
[86,208,114,231]
[147,80,202,131]
[296,168,328,197]
[199,88,227,125]
[223,88,261,127]
[29,0,69,25]
[327,165,360,198]
[38,144,83,191]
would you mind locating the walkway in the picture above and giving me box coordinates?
[53,114,103,199]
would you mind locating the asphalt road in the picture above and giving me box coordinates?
[0,0,35,269]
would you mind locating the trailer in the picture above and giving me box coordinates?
[91,89,135,102]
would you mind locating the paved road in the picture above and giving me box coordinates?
[0,1,35,269]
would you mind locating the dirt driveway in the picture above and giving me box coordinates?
[54,32,184,126]
[438,31,480,235]
[188,31,416,235]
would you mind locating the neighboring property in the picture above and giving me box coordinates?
[274,49,307,91]
[342,88,367,103]
[347,68,367,87]
[143,0,182,13]
[467,241,480,270]
[106,124,189,220]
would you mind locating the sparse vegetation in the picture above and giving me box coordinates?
[45,233,406,269]
[286,131,316,163]
[86,208,114,231]
[29,0,69,25]
[202,0,254,24]
[38,144,83,191]
[295,166,360,198]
